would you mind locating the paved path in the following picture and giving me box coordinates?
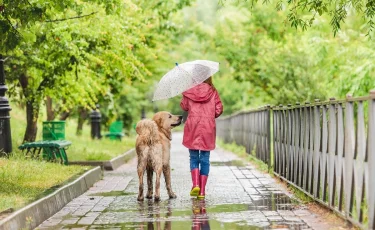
[37,132,340,230]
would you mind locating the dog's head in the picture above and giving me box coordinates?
[152,111,182,131]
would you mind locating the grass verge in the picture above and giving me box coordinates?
[216,139,270,174]
[1,103,136,213]
[10,103,136,162]
[65,120,135,161]
[0,156,90,213]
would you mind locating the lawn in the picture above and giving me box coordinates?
[0,157,89,213]
[10,103,136,162]
[64,119,136,161]
[0,103,136,213]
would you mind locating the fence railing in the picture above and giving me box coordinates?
[216,91,375,229]
[217,106,271,168]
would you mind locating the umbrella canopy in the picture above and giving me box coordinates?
[153,60,219,101]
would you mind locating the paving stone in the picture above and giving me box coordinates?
[60,217,79,224]
[267,216,284,221]
[262,211,279,216]
[294,209,312,216]
[36,132,340,230]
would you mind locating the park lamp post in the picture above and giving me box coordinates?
[0,55,12,155]
[141,107,146,120]
[90,104,102,139]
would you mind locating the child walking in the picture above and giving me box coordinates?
[180,77,223,199]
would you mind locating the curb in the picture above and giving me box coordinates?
[69,148,136,171]
[0,167,102,230]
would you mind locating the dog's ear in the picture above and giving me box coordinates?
[153,115,163,128]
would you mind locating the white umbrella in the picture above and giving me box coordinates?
[153,60,219,101]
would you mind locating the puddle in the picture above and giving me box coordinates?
[211,160,246,167]
[207,203,249,213]
[250,193,299,211]
[89,191,136,197]
[65,220,265,230]
[61,194,306,230]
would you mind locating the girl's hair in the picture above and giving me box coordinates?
[203,76,216,90]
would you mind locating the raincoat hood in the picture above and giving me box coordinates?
[182,83,214,103]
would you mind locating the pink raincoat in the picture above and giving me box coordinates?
[180,83,223,151]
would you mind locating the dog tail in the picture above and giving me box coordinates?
[136,119,159,145]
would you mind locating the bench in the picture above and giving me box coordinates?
[104,121,125,141]
[18,140,71,165]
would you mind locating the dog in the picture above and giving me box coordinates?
[135,111,182,201]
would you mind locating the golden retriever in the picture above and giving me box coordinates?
[135,111,182,201]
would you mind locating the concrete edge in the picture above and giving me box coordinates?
[68,161,104,167]
[0,167,102,230]
[69,148,136,171]
[104,148,136,171]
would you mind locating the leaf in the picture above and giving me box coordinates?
[20,30,37,43]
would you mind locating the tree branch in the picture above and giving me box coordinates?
[45,12,98,23]
[4,16,21,36]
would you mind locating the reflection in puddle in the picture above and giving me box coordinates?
[250,193,299,211]
[62,167,308,229]
[70,196,308,230]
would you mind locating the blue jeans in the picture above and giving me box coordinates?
[189,149,210,176]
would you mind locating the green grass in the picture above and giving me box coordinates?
[0,103,136,213]
[9,103,136,161]
[0,156,89,212]
[217,139,270,173]
[64,120,135,161]
[287,185,314,204]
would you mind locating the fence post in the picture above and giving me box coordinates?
[345,94,355,218]
[368,90,375,229]
[302,102,310,190]
[294,102,302,187]
[313,99,321,198]
[0,55,12,155]
[267,105,271,170]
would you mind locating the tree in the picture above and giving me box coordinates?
[220,0,375,36]
[3,0,192,142]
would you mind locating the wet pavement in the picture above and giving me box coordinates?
[37,132,335,230]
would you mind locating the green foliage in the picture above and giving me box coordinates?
[220,0,375,36]
[208,1,375,109]
[3,0,375,143]
[2,0,193,141]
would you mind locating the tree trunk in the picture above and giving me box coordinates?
[23,100,39,142]
[59,111,70,120]
[45,96,55,121]
[76,107,88,135]
[20,73,39,143]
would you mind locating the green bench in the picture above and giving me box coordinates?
[104,121,125,141]
[18,140,71,165]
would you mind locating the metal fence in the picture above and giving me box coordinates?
[217,106,271,168]
[216,92,375,229]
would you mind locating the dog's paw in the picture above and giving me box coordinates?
[137,196,144,201]
[146,195,153,199]
[169,193,177,199]
[154,196,160,202]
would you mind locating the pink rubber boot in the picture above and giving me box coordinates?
[190,168,200,197]
[197,175,208,199]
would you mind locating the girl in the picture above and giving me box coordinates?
[180,77,223,199]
